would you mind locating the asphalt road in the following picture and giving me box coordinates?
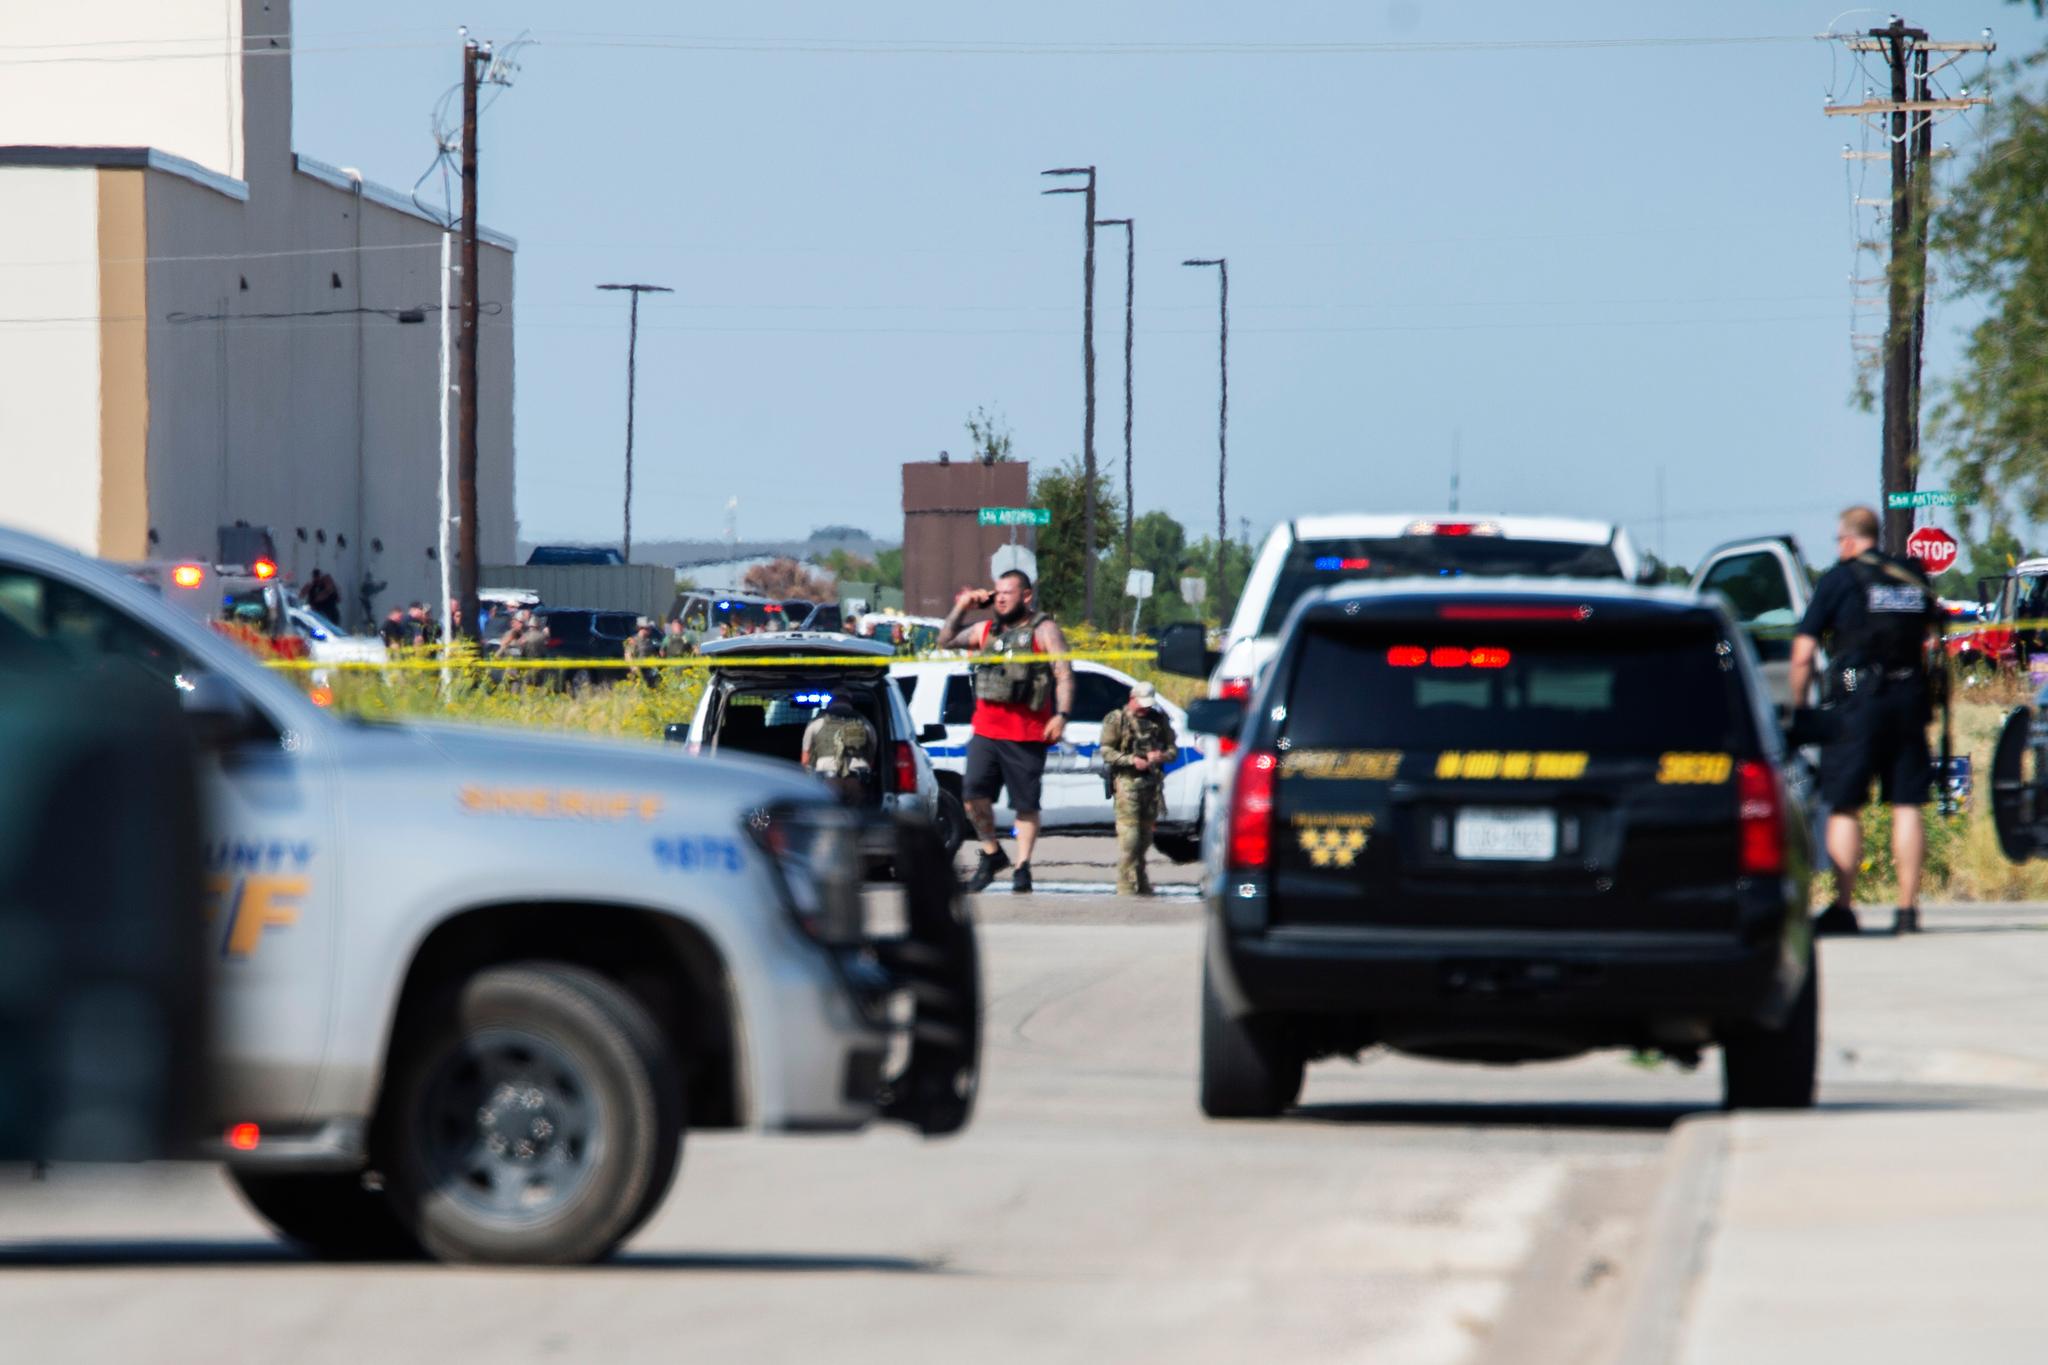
[5,889,2044,1365]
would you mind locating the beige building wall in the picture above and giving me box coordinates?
[0,0,244,181]
[0,168,103,552]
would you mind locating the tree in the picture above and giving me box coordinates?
[873,547,904,589]
[822,547,876,582]
[1932,51,2048,543]
[742,557,835,602]
[1028,455,1122,620]
[965,405,1014,463]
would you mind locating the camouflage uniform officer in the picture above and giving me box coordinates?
[1099,681,1178,896]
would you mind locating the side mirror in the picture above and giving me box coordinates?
[1156,621,1219,678]
[177,673,257,748]
[1185,696,1246,738]
[919,723,949,744]
[663,722,691,746]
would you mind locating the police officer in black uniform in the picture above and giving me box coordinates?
[1790,505,1946,936]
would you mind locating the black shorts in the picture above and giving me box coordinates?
[964,735,1047,816]
[1818,685,1932,813]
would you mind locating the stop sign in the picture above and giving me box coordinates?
[1906,525,1959,574]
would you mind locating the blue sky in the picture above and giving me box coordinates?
[290,1,2028,566]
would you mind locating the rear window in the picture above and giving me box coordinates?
[1260,535,1623,634]
[1279,622,1749,754]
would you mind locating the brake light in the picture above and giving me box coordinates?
[1228,750,1278,870]
[894,740,917,793]
[252,558,277,580]
[226,1122,261,1152]
[1387,645,1426,667]
[1217,676,1252,755]
[171,563,205,589]
[1437,604,1590,621]
[1736,760,1784,876]
[1469,647,1512,669]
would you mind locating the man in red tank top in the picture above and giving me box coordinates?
[939,570,1074,893]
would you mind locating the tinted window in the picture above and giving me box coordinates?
[1069,671,1131,724]
[1260,536,1624,634]
[894,674,919,704]
[1699,550,1795,663]
[941,674,976,725]
[1281,623,1749,753]
[593,613,638,639]
[0,568,200,686]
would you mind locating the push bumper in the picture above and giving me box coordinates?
[842,815,981,1136]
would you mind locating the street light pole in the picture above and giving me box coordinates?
[1042,166,1098,622]
[1183,257,1228,622]
[1096,217,1135,573]
[596,282,673,563]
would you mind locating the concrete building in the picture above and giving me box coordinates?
[0,0,515,625]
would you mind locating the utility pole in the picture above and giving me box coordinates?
[1183,257,1229,621]
[1043,166,1098,621]
[1095,217,1135,570]
[1826,19,1992,554]
[455,37,489,644]
[597,282,673,562]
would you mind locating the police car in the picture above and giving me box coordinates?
[889,656,1210,858]
[1,527,978,1264]
[1184,578,1818,1117]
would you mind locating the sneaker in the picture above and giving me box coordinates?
[1814,903,1861,937]
[1011,863,1033,894]
[965,847,1011,894]
[1892,906,1921,935]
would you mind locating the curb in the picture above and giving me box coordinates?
[1609,1113,1733,1365]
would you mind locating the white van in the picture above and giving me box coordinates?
[890,657,1209,856]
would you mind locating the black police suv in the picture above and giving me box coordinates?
[1187,580,1818,1117]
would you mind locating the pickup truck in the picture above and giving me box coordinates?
[0,526,979,1265]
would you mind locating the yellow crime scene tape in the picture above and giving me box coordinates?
[264,648,1162,673]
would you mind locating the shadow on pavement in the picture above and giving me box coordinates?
[1287,1100,1707,1132]
[0,1239,939,1275]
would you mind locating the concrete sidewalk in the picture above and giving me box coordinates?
[1619,905,2048,1365]
[1676,1109,2048,1364]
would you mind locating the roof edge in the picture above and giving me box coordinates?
[0,145,249,201]
[295,154,516,251]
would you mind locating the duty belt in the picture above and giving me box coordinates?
[1839,664,1922,693]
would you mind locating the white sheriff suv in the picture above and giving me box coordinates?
[0,526,979,1265]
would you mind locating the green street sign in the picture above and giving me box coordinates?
[978,507,1050,527]
[1886,490,1974,509]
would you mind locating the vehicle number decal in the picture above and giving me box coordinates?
[1656,752,1733,784]
[459,785,665,821]
[1292,813,1373,867]
[652,835,745,873]
[1435,751,1588,780]
[1279,749,1401,781]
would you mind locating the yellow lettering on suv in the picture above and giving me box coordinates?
[1434,751,1589,781]
[1656,752,1734,785]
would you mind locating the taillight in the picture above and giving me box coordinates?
[226,1122,261,1152]
[1228,749,1278,870]
[1217,676,1252,755]
[894,740,917,793]
[1736,760,1784,876]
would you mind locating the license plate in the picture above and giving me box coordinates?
[1453,807,1557,862]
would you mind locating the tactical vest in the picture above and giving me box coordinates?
[814,713,873,771]
[1102,706,1176,798]
[971,613,1054,711]
[1837,552,1933,671]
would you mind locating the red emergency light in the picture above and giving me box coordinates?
[1386,646,1427,667]
[252,559,278,581]
[171,564,205,589]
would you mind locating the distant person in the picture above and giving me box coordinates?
[303,568,342,623]
[939,570,1075,894]
[802,696,878,802]
[1790,504,1946,936]
[379,608,408,649]
[357,572,387,629]
[1099,681,1178,896]
[624,618,662,686]
[661,618,694,659]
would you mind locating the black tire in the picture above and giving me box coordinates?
[1153,830,1203,865]
[1199,957,1304,1119]
[228,1168,422,1261]
[1722,950,1819,1111]
[382,963,682,1264]
[935,789,969,859]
